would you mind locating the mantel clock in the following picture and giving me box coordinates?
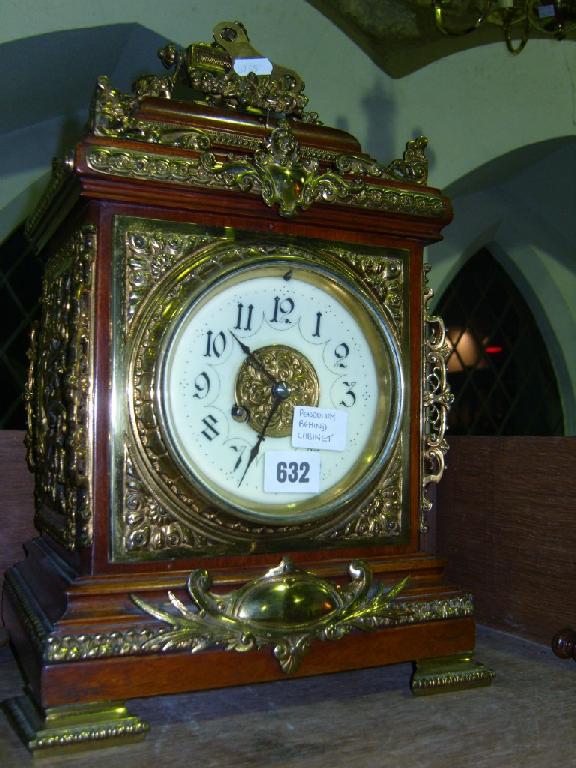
[2,21,493,754]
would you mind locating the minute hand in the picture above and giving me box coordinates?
[230,331,278,386]
[238,394,283,487]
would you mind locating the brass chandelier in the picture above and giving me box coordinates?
[432,0,576,53]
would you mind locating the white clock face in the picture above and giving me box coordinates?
[159,260,402,523]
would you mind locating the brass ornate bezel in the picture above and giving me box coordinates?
[154,258,402,525]
[129,248,402,530]
[112,218,410,560]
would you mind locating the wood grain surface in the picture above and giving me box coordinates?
[436,436,576,646]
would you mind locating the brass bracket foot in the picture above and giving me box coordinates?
[411,653,495,696]
[3,691,149,756]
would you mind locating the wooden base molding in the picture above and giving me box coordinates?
[2,535,491,752]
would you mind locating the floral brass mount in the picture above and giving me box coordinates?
[92,20,429,184]
[91,78,433,190]
[235,344,320,437]
[29,26,443,250]
[131,557,409,674]
[86,124,440,219]
[24,226,95,549]
[135,21,310,119]
[91,73,433,190]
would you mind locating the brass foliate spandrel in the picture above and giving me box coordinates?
[112,221,408,558]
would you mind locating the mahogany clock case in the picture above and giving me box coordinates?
[1,24,493,753]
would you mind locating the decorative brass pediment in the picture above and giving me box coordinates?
[86,126,443,219]
[23,22,449,234]
[79,21,446,219]
[134,21,310,119]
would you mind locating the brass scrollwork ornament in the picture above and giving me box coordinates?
[132,558,410,674]
[421,271,454,533]
[133,21,309,118]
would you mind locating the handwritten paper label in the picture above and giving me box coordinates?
[233,57,273,76]
[291,406,347,452]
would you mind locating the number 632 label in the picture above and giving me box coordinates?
[264,451,320,494]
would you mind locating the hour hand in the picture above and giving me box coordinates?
[237,394,283,487]
[230,331,277,385]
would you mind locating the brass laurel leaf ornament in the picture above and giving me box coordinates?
[132,558,410,673]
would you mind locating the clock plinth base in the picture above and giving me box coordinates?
[3,692,149,756]
[411,654,495,695]
[2,538,492,750]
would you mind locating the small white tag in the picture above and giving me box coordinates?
[291,406,347,452]
[537,4,555,17]
[233,57,273,76]
[264,451,320,493]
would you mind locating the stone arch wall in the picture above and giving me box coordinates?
[428,140,576,434]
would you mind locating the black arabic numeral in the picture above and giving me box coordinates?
[234,302,254,331]
[204,330,227,358]
[334,342,350,368]
[312,312,322,338]
[270,296,295,324]
[340,381,357,407]
[192,371,211,399]
[298,461,310,483]
[229,443,246,472]
[200,414,219,441]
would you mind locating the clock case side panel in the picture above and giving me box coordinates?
[15,199,121,578]
[107,212,419,569]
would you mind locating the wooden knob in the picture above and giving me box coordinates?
[552,628,576,660]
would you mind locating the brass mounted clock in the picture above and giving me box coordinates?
[2,21,493,755]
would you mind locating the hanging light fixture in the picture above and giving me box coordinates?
[432,0,576,53]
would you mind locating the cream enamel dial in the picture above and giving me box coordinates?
[159,259,403,523]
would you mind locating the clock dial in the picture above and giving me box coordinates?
[159,258,402,523]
